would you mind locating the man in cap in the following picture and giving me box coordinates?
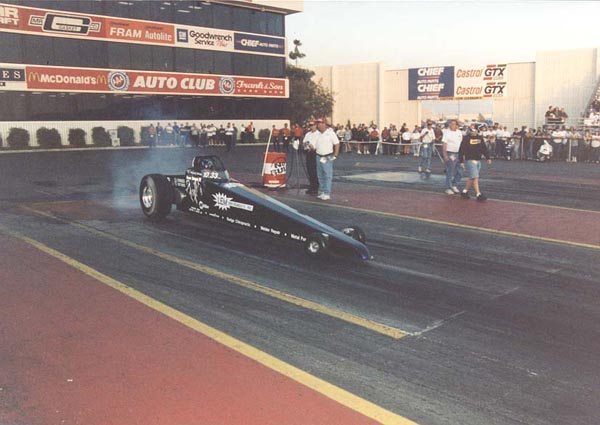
[314,117,340,200]
[303,120,319,195]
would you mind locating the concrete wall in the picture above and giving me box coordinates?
[492,62,535,130]
[534,48,599,127]
[313,63,381,127]
[382,69,420,128]
[312,48,600,131]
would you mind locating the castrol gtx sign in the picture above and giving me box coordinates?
[454,64,508,99]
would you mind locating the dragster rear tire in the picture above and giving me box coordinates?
[140,174,173,219]
[342,226,366,244]
[305,233,327,257]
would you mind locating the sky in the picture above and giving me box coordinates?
[286,0,600,69]
[285,0,600,115]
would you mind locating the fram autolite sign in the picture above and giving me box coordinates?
[0,63,289,98]
[0,3,286,57]
[408,66,455,100]
[454,64,508,99]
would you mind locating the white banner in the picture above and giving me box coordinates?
[454,64,508,99]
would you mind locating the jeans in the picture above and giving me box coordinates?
[445,153,463,189]
[317,155,334,195]
[419,144,432,171]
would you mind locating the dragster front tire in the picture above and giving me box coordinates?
[140,174,173,219]
[305,233,328,257]
[342,226,366,244]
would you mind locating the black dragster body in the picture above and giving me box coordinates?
[139,156,372,260]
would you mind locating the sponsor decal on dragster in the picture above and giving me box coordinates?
[234,32,285,56]
[212,193,254,212]
[408,66,455,100]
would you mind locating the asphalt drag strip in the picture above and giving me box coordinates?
[2,147,600,425]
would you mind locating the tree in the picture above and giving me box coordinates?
[288,39,306,66]
[284,64,334,126]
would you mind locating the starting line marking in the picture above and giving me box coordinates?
[20,205,408,340]
[280,197,600,251]
[0,225,417,425]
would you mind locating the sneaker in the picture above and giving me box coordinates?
[418,166,422,173]
[357,151,362,155]
[320,194,330,200]
[476,193,487,201]
[451,186,460,194]
[305,189,318,195]
[461,191,470,199]
[445,189,454,195]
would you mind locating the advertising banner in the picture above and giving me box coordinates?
[454,64,508,99]
[0,63,289,98]
[0,3,286,57]
[408,66,455,100]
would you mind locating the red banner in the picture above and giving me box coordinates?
[0,63,288,97]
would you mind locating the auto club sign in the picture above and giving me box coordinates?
[0,63,289,98]
[0,2,286,57]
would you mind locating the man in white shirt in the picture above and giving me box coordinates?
[551,126,566,161]
[442,119,464,194]
[314,117,340,200]
[419,122,435,176]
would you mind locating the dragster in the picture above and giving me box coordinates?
[139,155,372,260]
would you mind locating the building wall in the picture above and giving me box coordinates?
[382,69,420,127]
[492,62,535,130]
[534,48,599,127]
[313,63,380,126]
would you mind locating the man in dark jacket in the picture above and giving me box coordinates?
[459,127,492,201]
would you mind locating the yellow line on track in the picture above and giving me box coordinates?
[279,197,600,251]
[20,205,407,340]
[0,225,417,425]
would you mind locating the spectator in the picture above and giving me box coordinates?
[173,122,180,146]
[442,119,464,195]
[181,122,191,146]
[293,123,304,151]
[401,126,412,155]
[281,123,291,152]
[200,124,207,148]
[592,131,600,163]
[270,125,280,152]
[190,124,199,147]
[411,126,421,156]
[148,123,156,148]
[418,122,435,176]
[369,125,379,155]
[246,122,255,143]
[225,123,234,152]
[582,130,593,162]
[524,127,535,160]
[314,117,340,201]
[389,125,400,155]
[216,125,225,146]
[551,126,566,160]
[164,122,174,145]
[343,126,352,153]
[156,122,163,145]
[459,126,491,201]
[232,123,239,147]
